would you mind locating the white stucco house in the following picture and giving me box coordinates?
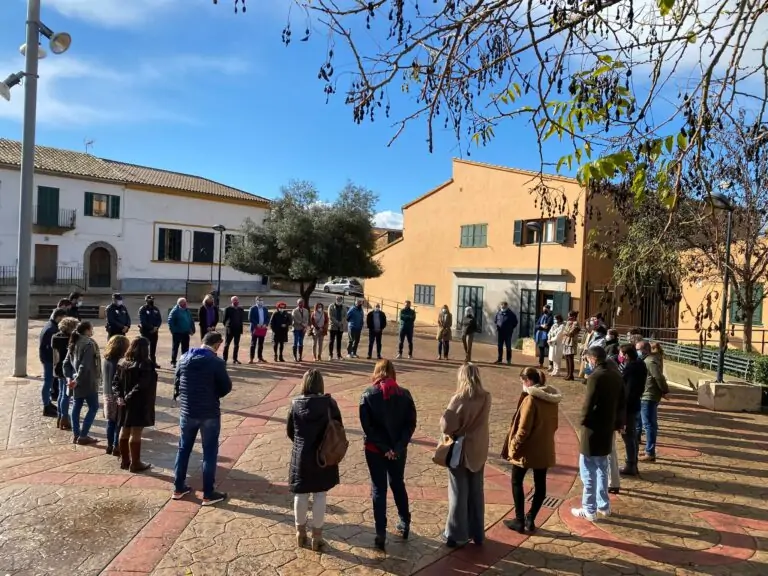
[0,138,270,297]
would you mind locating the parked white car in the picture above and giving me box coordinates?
[322,277,363,296]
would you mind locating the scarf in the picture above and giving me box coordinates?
[374,377,402,400]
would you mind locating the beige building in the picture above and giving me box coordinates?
[364,159,617,338]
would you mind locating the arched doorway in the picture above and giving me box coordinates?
[89,248,111,288]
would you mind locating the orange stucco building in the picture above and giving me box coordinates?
[364,159,616,339]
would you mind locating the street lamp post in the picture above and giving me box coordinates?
[213,225,226,308]
[526,219,544,335]
[9,0,71,377]
[712,189,734,383]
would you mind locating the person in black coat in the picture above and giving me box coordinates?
[138,295,162,367]
[105,293,131,338]
[287,369,343,551]
[617,344,647,476]
[198,294,219,340]
[366,304,387,360]
[68,292,82,320]
[113,336,157,473]
[222,296,245,364]
[270,302,291,362]
[39,308,67,417]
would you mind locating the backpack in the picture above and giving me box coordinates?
[317,405,349,468]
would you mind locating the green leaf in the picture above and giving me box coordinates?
[584,142,592,159]
[597,55,613,64]
[658,0,675,16]
[556,155,568,172]
[686,32,697,44]
[575,147,583,164]
[664,135,674,153]
[512,83,522,97]
[677,132,688,149]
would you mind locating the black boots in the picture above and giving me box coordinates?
[298,346,303,362]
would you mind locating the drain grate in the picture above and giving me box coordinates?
[525,494,564,509]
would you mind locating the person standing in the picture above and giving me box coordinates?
[222,296,245,364]
[571,346,624,521]
[578,318,598,378]
[309,302,329,361]
[63,321,101,446]
[534,305,554,369]
[493,302,518,365]
[366,303,387,360]
[561,311,581,381]
[605,329,621,362]
[173,331,232,506]
[460,307,478,362]
[68,292,83,320]
[287,369,343,550]
[270,302,291,362]
[114,336,158,472]
[327,296,348,360]
[102,335,130,457]
[360,359,417,551]
[138,295,162,367]
[198,294,219,339]
[617,344,647,477]
[502,367,562,533]
[52,317,78,429]
[168,298,195,368]
[547,314,565,376]
[291,299,310,362]
[346,299,364,358]
[248,297,270,363]
[636,340,669,463]
[396,300,416,360]
[436,305,453,360]
[441,363,492,547]
[39,308,67,417]
[105,293,131,338]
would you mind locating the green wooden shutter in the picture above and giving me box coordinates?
[513,220,523,245]
[460,226,469,247]
[83,192,94,216]
[556,216,567,244]
[730,292,739,324]
[753,286,764,326]
[109,195,121,219]
[479,224,488,246]
[158,228,166,261]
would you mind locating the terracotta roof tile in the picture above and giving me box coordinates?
[0,138,269,205]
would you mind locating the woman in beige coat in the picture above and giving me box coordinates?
[440,363,492,547]
[437,305,453,360]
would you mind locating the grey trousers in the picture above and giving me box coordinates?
[608,433,620,489]
[445,465,485,543]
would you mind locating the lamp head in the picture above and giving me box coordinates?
[213,224,226,233]
[19,43,47,59]
[710,191,733,212]
[49,32,71,55]
[526,220,542,231]
[0,83,10,102]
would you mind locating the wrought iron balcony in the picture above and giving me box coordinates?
[33,206,77,231]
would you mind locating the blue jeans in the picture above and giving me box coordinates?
[57,378,70,418]
[70,393,99,438]
[640,400,659,456]
[41,361,53,406]
[173,415,221,498]
[106,419,121,449]
[365,450,411,536]
[579,454,610,515]
[293,330,305,348]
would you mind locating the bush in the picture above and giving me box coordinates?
[514,338,524,350]
[753,356,768,385]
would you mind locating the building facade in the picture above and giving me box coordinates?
[0,139,270,296]
[364,159,614,340]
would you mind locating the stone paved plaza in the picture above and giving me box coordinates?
[0,319,767,576]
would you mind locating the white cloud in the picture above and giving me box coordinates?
[373,210,404,230]
[43,0,181,28]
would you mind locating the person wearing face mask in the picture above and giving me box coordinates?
[198,294,219,339]
[172,331,232,506]
[346,299,365,358]
[168,298,195,368]
[436,305,453,360]
[222,296,245,365]
[635,340,669,463]
[502,367,562,534]
[68,292,83,321]
[460,307,478,362]
[327,296,348,361]
[248,297,271,363]
[396,300,417,359]
[310,302,329,361]
[493,301,518,365]
[63,321,102,445]
[571,346,624,522]
[106,293,131,338]
[366,303,387,360]
[270,302,291,362]
[534,305,554,369]
[138,295,162,367]
[617,344,647,477]
[547,314,565,376]
[292,299,310,362]
[561,311,581,381]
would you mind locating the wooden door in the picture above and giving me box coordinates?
[89,247,112,288]
[34,244,58,284]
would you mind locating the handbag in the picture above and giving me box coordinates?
[253,326,268,338]
[433,435,465,469]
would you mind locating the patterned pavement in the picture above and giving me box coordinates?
[0,319,767,575]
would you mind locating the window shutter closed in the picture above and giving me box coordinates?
[158,228,166,261]
[513,220,523,245]
[109,195,121,219]
[556,216,567,244]
[84,192,94,216]
[754,286,764,326]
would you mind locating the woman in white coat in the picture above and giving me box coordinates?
[547,314,565,376]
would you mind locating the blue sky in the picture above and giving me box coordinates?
[0,0,578,229]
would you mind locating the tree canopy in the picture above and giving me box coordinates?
[226,180,382,304]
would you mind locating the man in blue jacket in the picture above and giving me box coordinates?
[172,331,232,506]
[494,301,518,365]
[138,295,162,367]
[346,299,365,358]
[168,298,195,368]
[39,307,67,417]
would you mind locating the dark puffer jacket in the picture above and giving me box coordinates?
[286,394,343,494]
[359,378,417,457]
[113,360,158,428]
[174,348,232,420]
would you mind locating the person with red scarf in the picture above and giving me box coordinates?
[359,359,417,551]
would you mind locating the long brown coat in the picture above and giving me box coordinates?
[502,385,562,470]
[437,310,453,341]
[440,390,492,472]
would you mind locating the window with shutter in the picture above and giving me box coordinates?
[730,286,765,326]
[555,216,567,244]
[460,225,470,247]
[157,228,167,261]
[513,220,523,245]
[109,195,121,219]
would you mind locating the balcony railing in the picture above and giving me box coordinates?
[33,206,77,230]
[0,265,87,289]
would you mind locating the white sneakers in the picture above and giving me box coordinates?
[570,507,611,521]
